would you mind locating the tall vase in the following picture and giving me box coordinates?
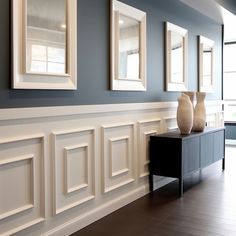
[182,91,195,117]
[192,92,206,132]
[177,93,193,135]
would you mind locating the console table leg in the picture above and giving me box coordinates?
[149,174,153,192]
[179,177,183,196]
[222,157,225,170]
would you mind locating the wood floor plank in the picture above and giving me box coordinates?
[71,146,236,236]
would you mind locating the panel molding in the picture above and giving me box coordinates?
[0,134,45,235]
[102,122,135,129]
[52,128,95,215]
[138,119,161,178]
[102,122,135,193]
[109,136,130,178]
[64,143,89,194]
[206,112,217,127]
[163,116,178,131]
[141,130,157,177]
[0,154,35,220]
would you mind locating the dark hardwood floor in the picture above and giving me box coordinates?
[71,146,236,236]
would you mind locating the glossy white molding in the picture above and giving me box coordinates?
[12,0,77,90]
[109,136,130,177]
[111,0,146,91]
[163,116,178,131]
[138,119,161,178]
[52,127,95,215]
[102,122,135,193]
[0,154,35,220]
[0,134,45,235]
[0,101,224,121]
[0,101,223,235]
[64,143,89,194]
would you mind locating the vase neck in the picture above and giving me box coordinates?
[196,93,205,102]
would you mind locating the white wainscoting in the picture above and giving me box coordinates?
[0,101,223,236]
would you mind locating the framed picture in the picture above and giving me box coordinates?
[110,0,146,91]
[12,0,77,90]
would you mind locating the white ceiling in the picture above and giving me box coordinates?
[179,0,236,42]
[179,0,223,23]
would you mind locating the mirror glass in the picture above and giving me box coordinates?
[199,35,214,93]
[118,14,140,80]
[170,31,183,83]
[26,0,67,74]
[165,22,188,92]
[202,45,212,86]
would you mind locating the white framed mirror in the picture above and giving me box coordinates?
[165,22,188,92]
[198,35,214,93]
[12,0,77,90]
[111,0,146,91]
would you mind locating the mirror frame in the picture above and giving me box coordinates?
[12,0,77,90]
[198,35,214,93]
[165,22,188,92]
[111,0,146,91]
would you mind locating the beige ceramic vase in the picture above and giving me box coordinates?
[177,93,193,135]
[192,92,206,132]
[182,91,195,116]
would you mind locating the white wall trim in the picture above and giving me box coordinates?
[44,175,175,236]
[0,135,45,235]
[0,100,223,235]
[52,128,95,215]
[44,185,149,236]
[225,139,236,146]
[0,101,223,121]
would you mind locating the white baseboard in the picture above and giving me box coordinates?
[45,185,149,236]
[226,139,236,146]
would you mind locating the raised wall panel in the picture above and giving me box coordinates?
[65,143,89,194]
[0,155,34,220]
[164,117,178,131]
[109,136,129,177]
[102,123,135,193]
[217,111,224,127]
[0,135,44,235]
[206,113,216,127]
[52,128,95,215]
[138,119,161,178]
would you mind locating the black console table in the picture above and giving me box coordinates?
[149,127,225,196]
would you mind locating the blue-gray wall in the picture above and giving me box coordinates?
[0,0,223,108]
[225,123,236,139]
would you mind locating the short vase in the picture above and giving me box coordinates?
[192,92,206,132]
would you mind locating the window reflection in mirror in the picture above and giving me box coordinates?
[165,22,188,92]
[202,45,212,86]
[199,35,214,93]
[26,0,67,75]
[170,31,184,83]
[118,14,140,80]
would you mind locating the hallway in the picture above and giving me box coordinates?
[72,146,236,236]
